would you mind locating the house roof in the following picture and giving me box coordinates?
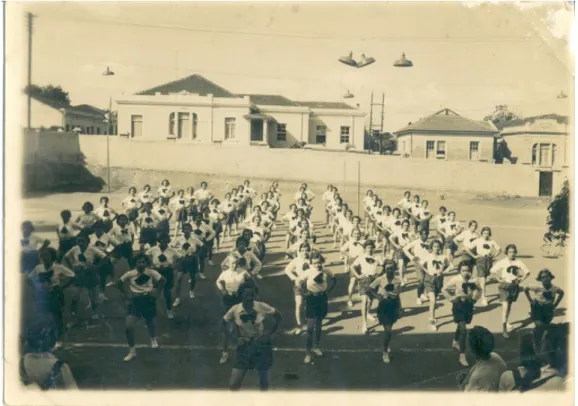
[395,108,499,135]
[494,114,569,130]
[70,104,106,117]
[296,101,356,110]
[240,94,301,107]
[136,74,237,98]
[32,96,105,118]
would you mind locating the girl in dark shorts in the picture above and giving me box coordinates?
[121,187,141,229]
[217,256,256,365]
[420,239,450,332]
[145,233,182,320]
[209,199,224,251]
[28,247,76,350]
[138,202,161,252]
[117,254,166,362]
[490,244,530,338]
[466,226,501,307]
[171,223,204,305]
[443,261,482,367]
[299,252,337,365]
[221,287,282,391]
[351,240,383,334]
[523,269,564,343]
[154,198,173,236]
[368,261,401,363]
[108,214,135,267]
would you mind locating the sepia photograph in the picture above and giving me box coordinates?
[4,0,574,401]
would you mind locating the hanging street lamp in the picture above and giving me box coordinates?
[343,89,355,99]
[338,51,357,67]
[393,53,413,67]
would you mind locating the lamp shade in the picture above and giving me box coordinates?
[393,53,413,67]
[338,51,357,67]
[103,66,115,76]
[357,54,376,68]
[343,90,354,99]
[557,91,568,99]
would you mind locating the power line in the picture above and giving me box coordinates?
[41,15,543,44]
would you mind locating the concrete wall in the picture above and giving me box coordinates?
[78,135,568,197]
[397,132,495,161]
[64,111,107,135]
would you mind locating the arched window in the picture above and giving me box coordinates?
[169,113,175,136]
[192,113,198,139]
[531,143,538,165]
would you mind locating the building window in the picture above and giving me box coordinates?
[340,126,350,144]
[96,127,100,135]
[177,112,189,139]
[65,124,70,132]
[276,123,287,141]
[469,141,480,160]
[426,140,435,158]
[225,118,236,140]
[192,113,198,139]
[131,115,143,138]
[533,143,557,167]
[436,141,446,158]
[169,113,175,136]
[316,125,327,144]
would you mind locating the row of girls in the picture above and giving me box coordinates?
[22,179,280,351]
[317,185,564,367]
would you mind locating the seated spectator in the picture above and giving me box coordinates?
[457,326,507,391]
[500,323,569,391]
[20,317,78,390]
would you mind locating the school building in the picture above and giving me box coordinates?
[29,95,113,135]
[394,108,499,161]
[116,74,366,150]
[497,114,570,197]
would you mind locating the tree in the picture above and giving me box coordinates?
[483,105,521,126]
[25,84,71,106]
[547,179,569,235]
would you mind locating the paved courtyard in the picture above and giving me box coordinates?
[19,181,569,390]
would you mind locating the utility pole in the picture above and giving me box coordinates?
[27,12,34,128]
[367,92,385,154]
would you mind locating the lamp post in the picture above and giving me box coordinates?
[103,66,115,193]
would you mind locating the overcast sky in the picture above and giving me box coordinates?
[9,1,573,130]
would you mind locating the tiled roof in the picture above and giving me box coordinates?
[495,114,569,130]
[296,101,356,110]
[136,74,237,98]
[395,108,498,134]
[70,104,105,117]
[242,94,301,107]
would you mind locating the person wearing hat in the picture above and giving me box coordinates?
[368,259,401,363]
[490,244,530,338]
[523,269,564,338]
[443,261,482,367]
[457,326,507,391]
[351,240,384,334]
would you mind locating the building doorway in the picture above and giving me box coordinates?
[251,120,264,142]
[539,171,553,197]
[131,115,143,138]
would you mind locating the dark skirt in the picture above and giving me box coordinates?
[293,283,306,296]
[234,338,273,371]
[158,267,174,289]
[530,301,554,324]
[73,266,99,288]
[305,293,328,319]
[475,256,493,278]
[113,241,134,262]
[58,238,76,259]
[377,296,401,326]
[452,297,475,324]
[180,256,198,275]
[443,236,457,253]
[226,212,237,227]
[157,220,170,235]
[223,293,241,313]
[213,222,223,236]
[394,249,409,263]
[424,274,444,295]
[139,227,157,245]
[102,219,114,233]
[499,282,521,302]
[21,251,40,274]
[358,276,374,296]
[419,220,430,234]
[128,294,156,319]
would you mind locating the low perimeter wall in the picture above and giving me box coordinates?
[77,136,567,197]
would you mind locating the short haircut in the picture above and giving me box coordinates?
[157,233,170,243]
[468,326,495,360]
[82,201,94,211]
[505,243,517,254]
[116,214,128,224]
[310,251,325,264]
[458,260,472,272]
[129,187,137,193]
[236,237,250,248]
[469,220,478,227]
[133,253,149,264]
[480,226,492,236]
[439,206,447,212]
[60,210,72,219]
[39,246,58,262]
[100,196,109,203]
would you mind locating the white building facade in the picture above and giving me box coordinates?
[116,75,366,150]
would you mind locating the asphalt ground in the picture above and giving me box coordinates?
[19,181,570,390]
